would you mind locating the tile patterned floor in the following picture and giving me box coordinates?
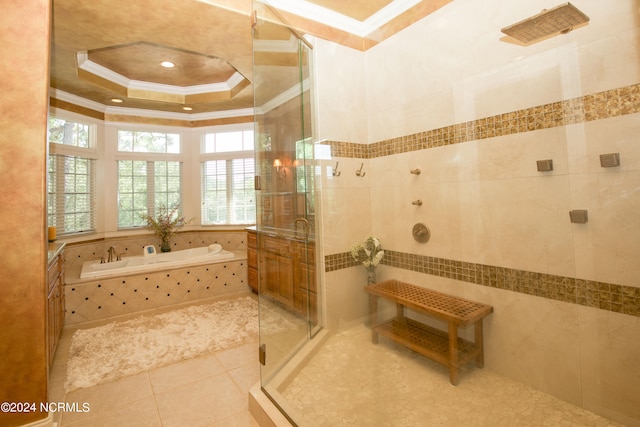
[279,325,624,427]
[49,306,261,427]
[50,299,625,427]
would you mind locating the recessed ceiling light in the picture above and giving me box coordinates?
[183,106,193,111]
[111,98,123,103]
[160,61,175,68]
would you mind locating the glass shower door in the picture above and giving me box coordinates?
[252,2,317,419]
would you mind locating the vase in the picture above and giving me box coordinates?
[160,238,171,252]
[367,266,376,284]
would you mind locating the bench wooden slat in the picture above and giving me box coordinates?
[365,279,493,326]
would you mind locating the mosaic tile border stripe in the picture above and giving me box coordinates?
[325,250,640,317]
[327,83,640,159]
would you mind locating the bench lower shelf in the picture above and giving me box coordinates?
[373,317,481,372]
[366,280,493,385]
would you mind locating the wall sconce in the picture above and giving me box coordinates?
[273,158,286,179]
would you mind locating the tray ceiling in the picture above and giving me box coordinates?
[50,0,451,119]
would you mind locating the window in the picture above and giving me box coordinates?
[48,117,90,148]
[117,130,179,153]
[201,129,255,225]
[117,160,182,228]
[116,130,183,228]
[47,117,96,235]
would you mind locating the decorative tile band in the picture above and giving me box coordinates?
[323,82,640,317]
[327,83,640,159]
[325,250,640,317]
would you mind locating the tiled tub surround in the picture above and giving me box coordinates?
[63,230,248,273]
[64,231,250,325]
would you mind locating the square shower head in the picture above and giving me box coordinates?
[501,2,589,45]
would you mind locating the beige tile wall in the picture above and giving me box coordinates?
[313,2,640,424]
[324,84,640,319]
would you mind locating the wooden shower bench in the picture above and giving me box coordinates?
[365,280,493,385]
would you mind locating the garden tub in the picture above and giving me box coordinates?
[80,244,235,280]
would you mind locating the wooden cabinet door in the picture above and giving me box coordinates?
[276,254,294,306]
[260,251,294,306]
[261,251,281,297]
[293,244,317,325]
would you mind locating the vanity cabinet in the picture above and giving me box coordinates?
[246,229,316,324]
[261,235,295,306]
[47,246,65,368]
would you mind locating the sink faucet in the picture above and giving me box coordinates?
[107,246,116,262]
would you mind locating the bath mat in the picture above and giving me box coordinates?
[65,296,290,392]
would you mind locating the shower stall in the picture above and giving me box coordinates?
[251,1,640,426]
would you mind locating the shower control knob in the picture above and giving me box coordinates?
[412,223,430,243]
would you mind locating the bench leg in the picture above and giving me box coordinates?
[475,319,485,368]
[448,322,459,386]
[369,294,378,344]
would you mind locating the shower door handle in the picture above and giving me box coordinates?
[294,217,310,241]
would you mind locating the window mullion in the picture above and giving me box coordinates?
[226,159,234,222]
[55,155,66,232]
[147,160,155,217]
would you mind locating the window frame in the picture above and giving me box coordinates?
[47,115,98,237]
[200,125,256,226]
[115,128,185,230]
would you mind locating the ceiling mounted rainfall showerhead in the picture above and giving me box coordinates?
[501,2,589,45]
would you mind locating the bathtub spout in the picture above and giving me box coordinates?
[107,246,117,262]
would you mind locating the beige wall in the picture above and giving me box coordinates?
[314,0,640,425]
[0,0,51,426]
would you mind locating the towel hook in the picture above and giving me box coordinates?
[355,163,366,177]
[332,162,341,177]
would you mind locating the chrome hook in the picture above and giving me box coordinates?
[355,163,366,177]
[332,162,341,177]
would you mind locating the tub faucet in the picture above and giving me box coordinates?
[107,246,116,262]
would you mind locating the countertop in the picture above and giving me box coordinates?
[245,225,315,242]
[48,241,66,266]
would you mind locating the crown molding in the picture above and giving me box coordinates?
[49,89,253,122]
[258,0,422,37]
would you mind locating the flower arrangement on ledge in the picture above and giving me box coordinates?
[351,236,384,284]
[141,203,192,252]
